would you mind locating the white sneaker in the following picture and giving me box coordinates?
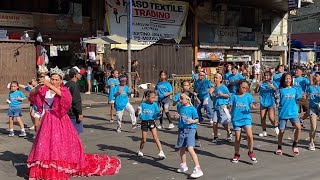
[309,143,316,151]
[8,131,14,137]
[210,119,214,124]
[137,150,144,157]
[190,166,203,178]
[157,124,163,130]
[177,163,188,173]
[29,126,35,130]
[227,133,233,142]
[273,127,280,136]
[116,127,121,133]
[19,131,26,137]
[259,131,267,137]
[168,123,175,129]
[158,151,166,159]
[85,92,91,94]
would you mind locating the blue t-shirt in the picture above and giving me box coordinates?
[155,81,172,100]
[173,92,181,104]
[8,90,26,107]
[273,73,283,88]
[114,85,130,111]
[229,73,245,93]
[177,104,198,129]
[307,85,320,108]
[224,72,232,82]
[229,93,254,127]
[25,86,32,92]
[259,81,277,107]
[211,84,230,110]
[312,70,319,75]
[106,78,120,101]
[194,79,213,100]
[192,73,199,81]
[294,76,310,93]
[278,87,301,119]
[139,102,161,121]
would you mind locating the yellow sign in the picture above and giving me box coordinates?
[0,12,33,27]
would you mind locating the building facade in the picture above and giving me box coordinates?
[290,0,320,63]
[0,0,104,93]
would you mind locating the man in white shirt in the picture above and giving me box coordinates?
[253,60,261,82]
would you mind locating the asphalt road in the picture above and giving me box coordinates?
[0,102,319,180]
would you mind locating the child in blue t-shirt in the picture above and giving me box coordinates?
[255,71,279,137]
[114,76,137,132]
[305,72,320,151]
[272,65,285,88]
[155,70,174,129]
[19,78,38,131]
[7,81,27,137]
[228,67,245,93]
[209,73,232,143]
[276,73,302,156]
[223,64,233,85]
[173,81,201,147]
[174,93,203,178]
[135,90,166,159]
[194,71,214,123]
[106,70,120,122]
[229,80,259,163]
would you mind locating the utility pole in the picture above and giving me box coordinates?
[127,0,132,89]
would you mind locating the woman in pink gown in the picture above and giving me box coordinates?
[27,67,121,180]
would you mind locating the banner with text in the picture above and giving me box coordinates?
[105,0,189,44]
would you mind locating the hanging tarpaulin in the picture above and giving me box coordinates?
[105,0,189,44]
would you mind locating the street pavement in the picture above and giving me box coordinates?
[0,93,319,180]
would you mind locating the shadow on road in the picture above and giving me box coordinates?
[0,151,28,178]
[97,144,179,173]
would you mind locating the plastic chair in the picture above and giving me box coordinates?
[92,79,98,93]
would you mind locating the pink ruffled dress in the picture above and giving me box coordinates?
[27,86,121,180]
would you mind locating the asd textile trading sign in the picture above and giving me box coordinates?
[105,0,189,44]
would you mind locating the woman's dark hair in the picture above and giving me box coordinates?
[276,65,283,72]
[236,79,249,93]
[144,90,156,99]
[10,81,19,90]
[263,71,272,77]
[180,80,190,86]
[279,73,293,88]
[232,66,238,70]
[195,65,202,73]
[108,70,118,79]
[225,64,232,72]
[159,70,167,76]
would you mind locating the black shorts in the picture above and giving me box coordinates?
[141,120,156,132]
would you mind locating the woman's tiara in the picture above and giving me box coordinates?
[50,66,65,78]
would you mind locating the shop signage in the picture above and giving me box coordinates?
[0,12,33,27]
[105,0,189,44]
[197,51,224,61]
[214,26,238,43]
[239,32,256,44]
[288,0,301,10]
[0,30,7,39]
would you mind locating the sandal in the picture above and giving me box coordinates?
[275,149,282,155]
[293,147,299,155]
